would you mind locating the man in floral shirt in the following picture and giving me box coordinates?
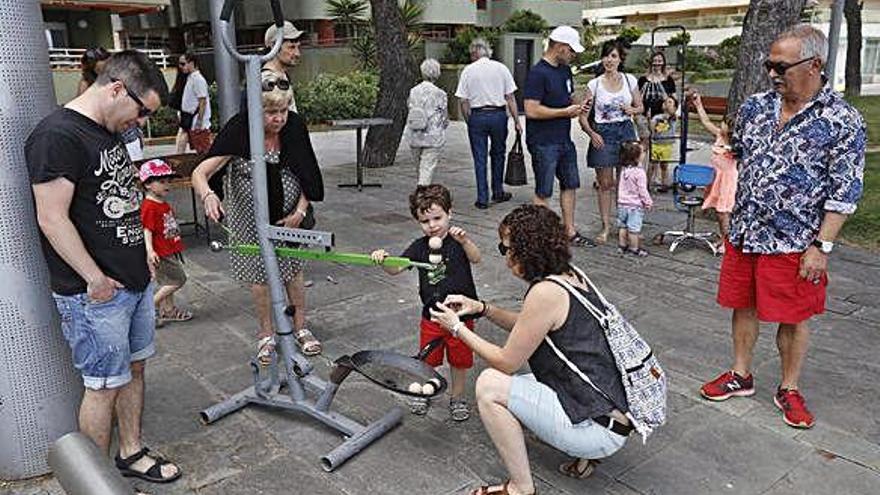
[700,25,866,429]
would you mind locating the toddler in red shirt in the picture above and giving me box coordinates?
[139,159,192,325]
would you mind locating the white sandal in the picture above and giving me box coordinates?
[256,335,276,366]
[295,328,322,356]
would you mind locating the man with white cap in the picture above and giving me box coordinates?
[455,37,520,210]
[259,20,304,112]
[523,25,593,247]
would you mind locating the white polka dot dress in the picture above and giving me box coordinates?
[224,151,305,284]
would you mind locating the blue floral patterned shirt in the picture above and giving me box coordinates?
[729,87,866,254]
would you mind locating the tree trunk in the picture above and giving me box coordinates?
[363,0,416,168]
[844,0,863,98]
[726,0,807,120]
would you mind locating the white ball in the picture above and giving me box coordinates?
[427,377,442,389]
[428,236,442,250]
[407,382,422,394]
[421,383,436,396]
[428,253,443,265]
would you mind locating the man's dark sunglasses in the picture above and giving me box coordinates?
[497,242,509,256]
[261,79,291,92]
[763,57,814,76]
[111,78,153,118]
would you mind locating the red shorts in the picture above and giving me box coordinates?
[420,318,474,369]
[717,239,827,324]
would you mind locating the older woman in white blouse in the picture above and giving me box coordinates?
[406,58,449,185]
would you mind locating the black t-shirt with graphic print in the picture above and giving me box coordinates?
[26,108,149,295]
[402,235,478,319]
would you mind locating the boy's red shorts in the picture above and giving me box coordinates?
[420,318,474,369]
[717,239,827,324]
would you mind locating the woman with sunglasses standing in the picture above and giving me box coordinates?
[77,46,110,96]
[429,205,633,494]
[191,71,325,362]
[638,51,677,192]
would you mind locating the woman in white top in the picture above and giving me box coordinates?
[406,58,449,185]
[580,41,644,244]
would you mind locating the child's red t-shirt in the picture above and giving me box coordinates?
[140,197,184,257]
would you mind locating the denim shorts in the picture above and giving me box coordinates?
[508,374,627,459]
[588,120,639,168]
[528,141,580,198]
[616,206,646,233]
[52,284,156,390]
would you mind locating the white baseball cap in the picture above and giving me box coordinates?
[548,26,584,53]
[265,21,304,47]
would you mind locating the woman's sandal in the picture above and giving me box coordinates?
[470,480,536,495]
[160,307,193,322]
[256,335,276,366]
[115,447,181,484]
[594,230,609,245]
[628,248,649,257]
[569,231,597,248]
[295,328,322,356]
[558,458,599,479]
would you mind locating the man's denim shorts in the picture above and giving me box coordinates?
[53,284,156,390]
[528,141,580,199]
[616,206,646,233]
[508,373,627,459]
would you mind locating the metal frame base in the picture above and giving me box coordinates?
[658,203,719,255]
[199,334,403,472]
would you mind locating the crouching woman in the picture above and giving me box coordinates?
[430,204,631,495]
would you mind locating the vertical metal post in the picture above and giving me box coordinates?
[0,0,82,480]
[827,0,844,88]
[209,0,240,124]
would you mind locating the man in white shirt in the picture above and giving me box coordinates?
[177,52,211,153]
[455,38,521,209]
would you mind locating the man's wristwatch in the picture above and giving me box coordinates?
[812,239,834,254]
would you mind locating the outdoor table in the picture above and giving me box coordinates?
[330,117,393,191]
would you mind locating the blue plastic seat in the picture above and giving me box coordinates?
[657,164,719,255]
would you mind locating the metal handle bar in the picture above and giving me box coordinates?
[219,0,284,63]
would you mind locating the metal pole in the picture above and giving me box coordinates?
[48,433,132,495]
[209,0,240,124]
[0,0,82,480]
[827,0,844,87]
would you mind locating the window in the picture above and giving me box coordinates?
[863,39,880,77]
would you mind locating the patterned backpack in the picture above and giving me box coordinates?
[546,265,667,442]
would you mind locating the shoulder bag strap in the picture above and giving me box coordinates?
[543,334,616,405]
[546,275,607,326]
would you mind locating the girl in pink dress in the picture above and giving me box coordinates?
[692,92,737,254]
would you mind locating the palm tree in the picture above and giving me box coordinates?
[326,0,369,40]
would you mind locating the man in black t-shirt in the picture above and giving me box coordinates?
[26,51,180,484]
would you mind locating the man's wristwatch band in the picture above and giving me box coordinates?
[812,239,834,254]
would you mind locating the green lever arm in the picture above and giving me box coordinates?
[230,244,433,270]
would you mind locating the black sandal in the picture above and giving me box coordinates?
[115,447,181,483]
[569,231,597,248]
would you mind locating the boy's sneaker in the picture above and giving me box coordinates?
[774,388,815,428]
[700,370,755,401]
[409,397,429,416]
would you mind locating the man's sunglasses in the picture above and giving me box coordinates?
[497,242,509,256]
[763,57,814,76]
[111,78,153,118]
[261,79,291,92]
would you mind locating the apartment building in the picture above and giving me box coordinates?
[584,0,880,89]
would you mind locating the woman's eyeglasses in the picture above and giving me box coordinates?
[261,79,291,92]
[497,242,509,256]
[111,78,153,118]
[763,57,814,76]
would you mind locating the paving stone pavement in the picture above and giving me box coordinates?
[3,121,879,495]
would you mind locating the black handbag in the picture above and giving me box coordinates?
[300,204,316,230]
[504,131,527,186]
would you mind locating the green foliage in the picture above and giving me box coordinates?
[295,71,379,124]
[502,10,549,34]
[442,27,502,64]
[715,35,741,70]
[841,152,880,250]
[328,0,423,69]
[351,26,378,69]
[667,31,691,46]
[616,26,644,46]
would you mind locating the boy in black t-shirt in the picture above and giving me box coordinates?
[371,185,481,421]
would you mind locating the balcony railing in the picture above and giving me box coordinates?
[49,47,171,70]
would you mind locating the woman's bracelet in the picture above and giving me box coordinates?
[451,321,466,338]
[202,190,218,202]
[478,300,489,318]
[296,208,307,218]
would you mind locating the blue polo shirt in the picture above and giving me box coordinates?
[523,59,574,146]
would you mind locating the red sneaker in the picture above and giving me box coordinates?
[774,388,815,428]
[700,370,755,401]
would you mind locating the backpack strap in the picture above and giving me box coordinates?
[542,333,616,406]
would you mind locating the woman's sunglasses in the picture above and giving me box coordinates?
[763,57,814,76]
[261,79,291,92]
[497,242,509,256]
